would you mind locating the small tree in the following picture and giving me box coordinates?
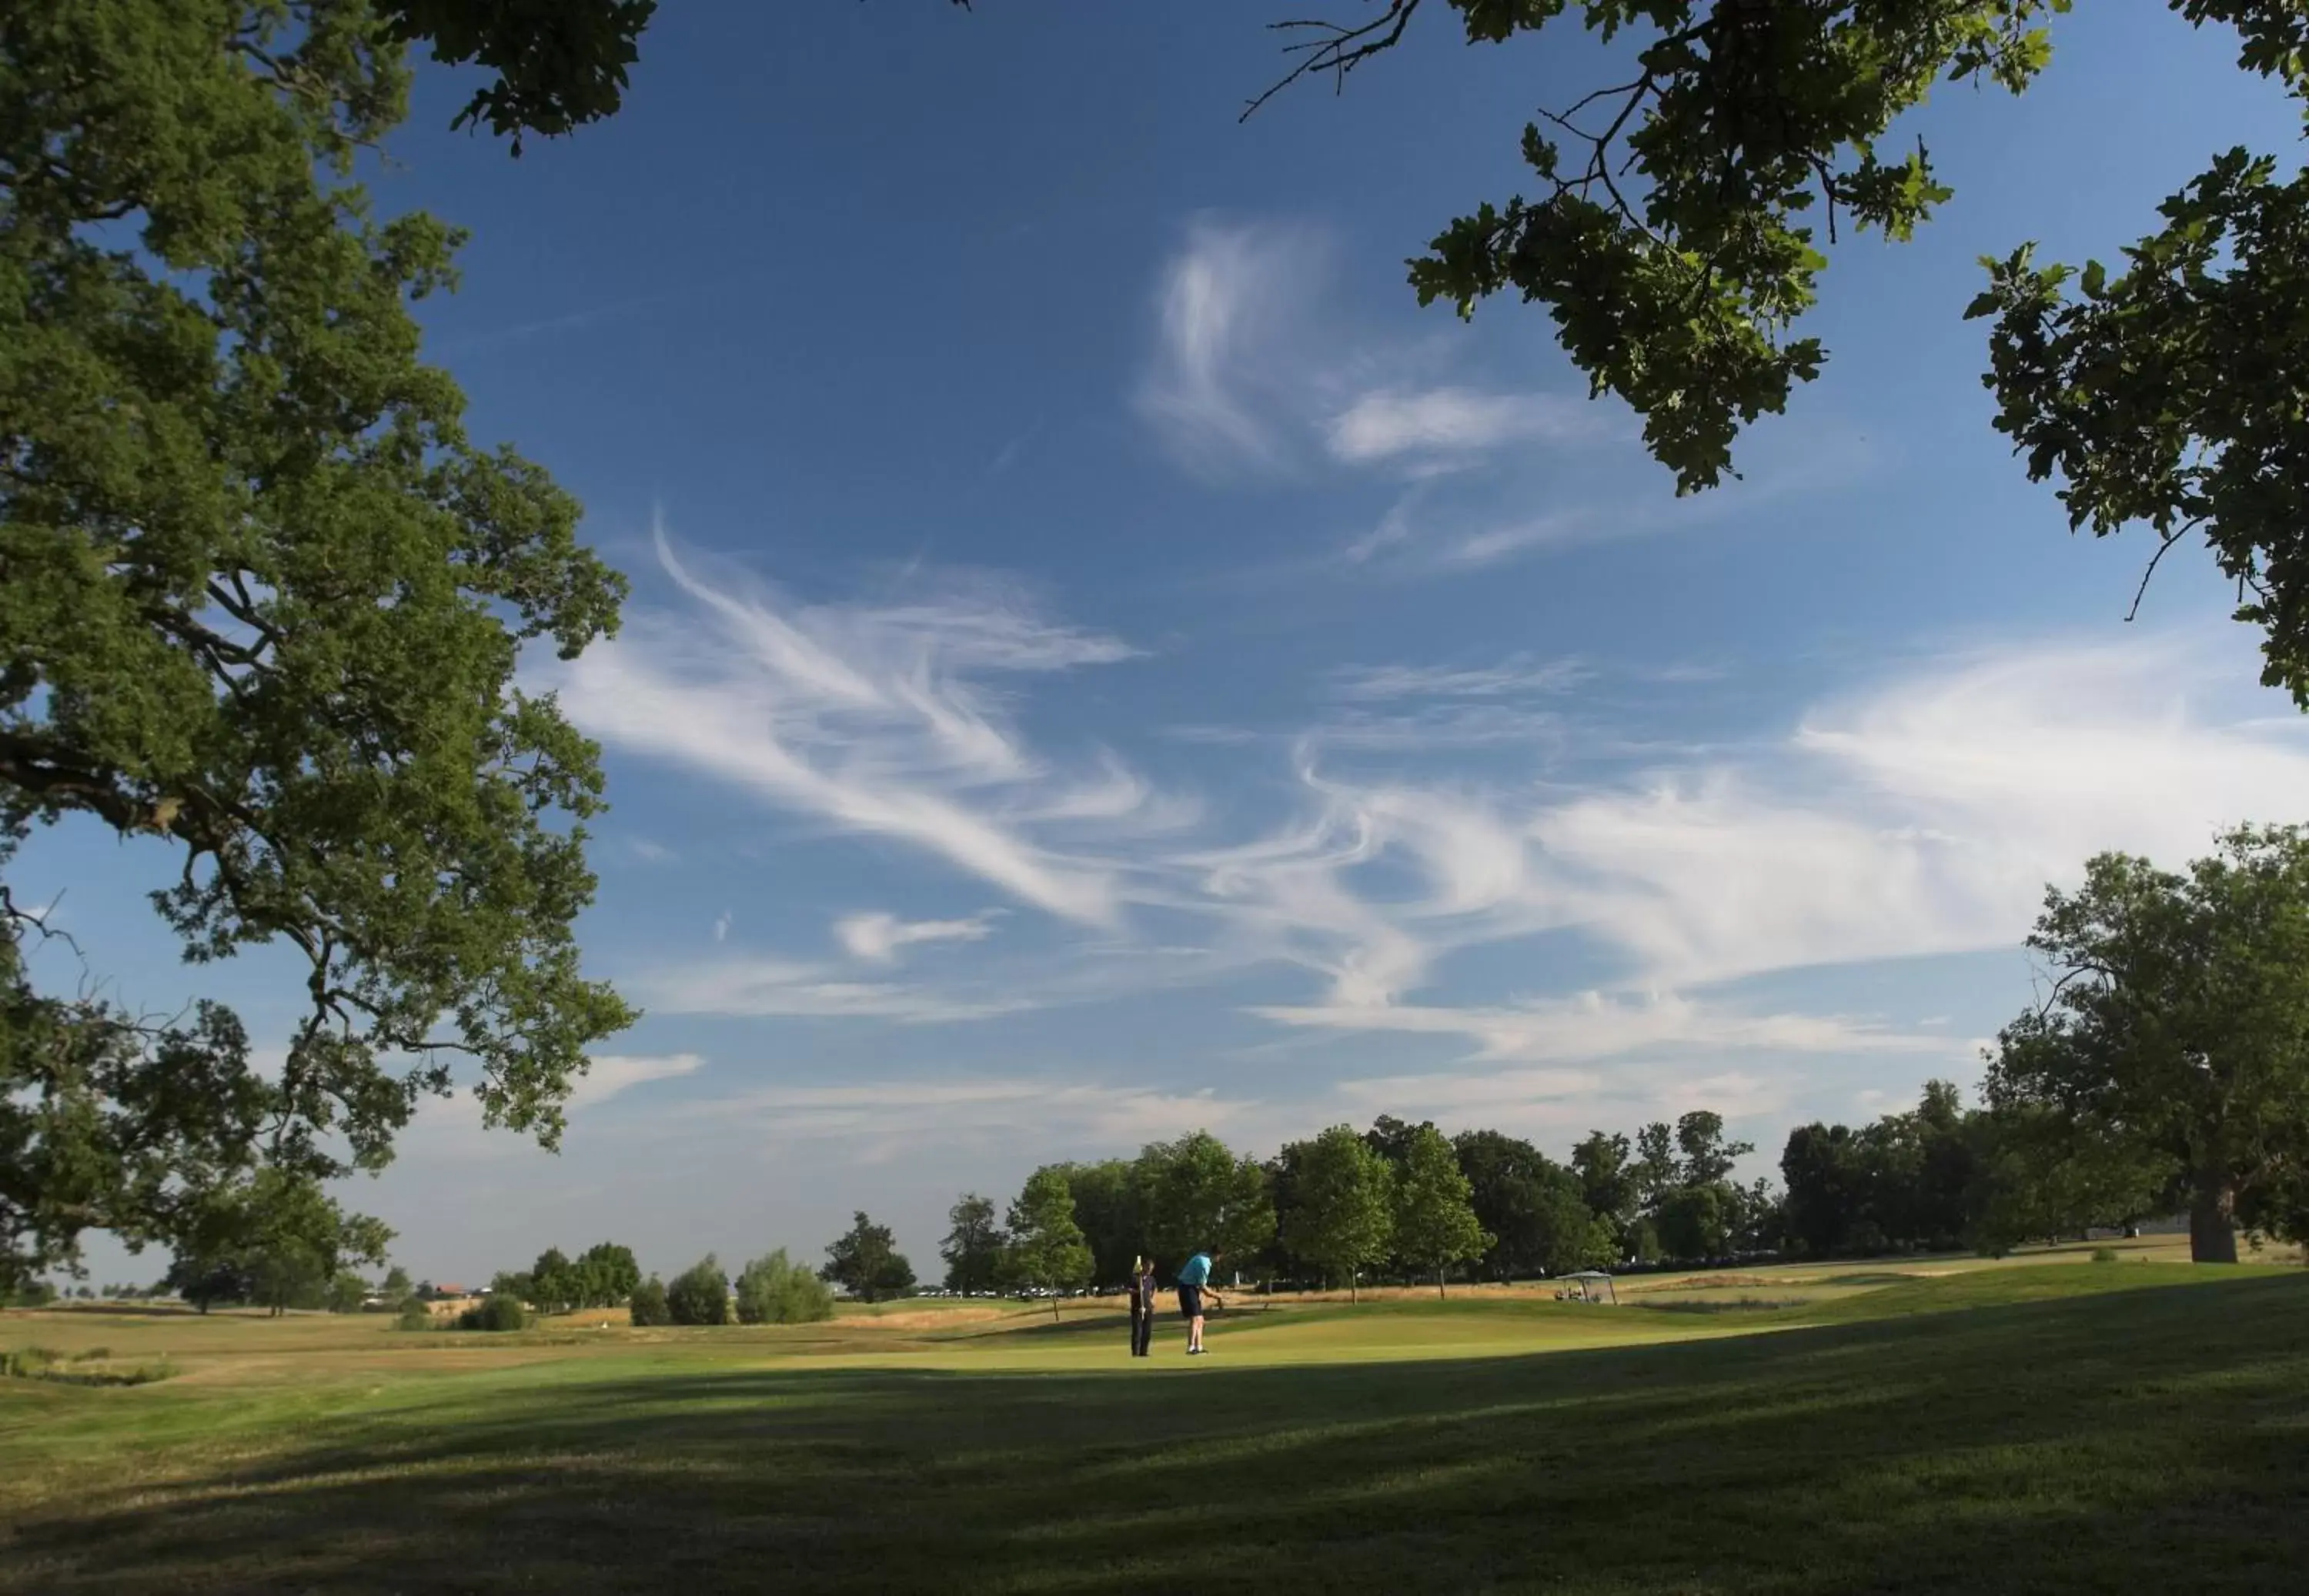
[1005,1167,1094,1321]
[1280,1126,1395,1302]
[665,1257,730,1326]
[734,1250,836,1324]
[528,1248,579,1314]
[576,1243,641,1308]
[165,1258,254,1314]
[628,1276,672,1327]
[1395,1125,1493,1298]
[820,1212,916,1303]
[381,1266,413,1300]
[395,1296,433,1331]
[325,1274,370,1314]
[940,1194,1007,1294]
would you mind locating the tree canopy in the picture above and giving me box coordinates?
[379,0,657,152]
[160,1165,389,1315]
[1279,1125,1395,1300]
[1452,1129,1612,1279]
[820,1211,916,1302]
[2,0,638,1289]
[939,1193,1007,1294]
[1004,1167,1094,1316]
[1255,2,2309,699]
[1392,1124,1492,1297]
[663,1255,729,1326]
[734,1248,835,1324]
[1134,1131,1276,1266]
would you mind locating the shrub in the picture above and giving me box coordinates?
[111,1358,179,1387]
[628,1276,671,1327]
[735,1250,837,1325]
[455,1294,530,1332]
[3,1347,175,1385]
[70,1346,111,1362]
[1,1347,61,1378]
[664,1256,729,1326]
[395,1296,433,1331]
[2090,1246,2120,1264]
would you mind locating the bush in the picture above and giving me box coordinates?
[2090,1245,2120,1264]
[3,1347,175,1385]
[455,1294,530,1332]
[628,1276,671,1327]
[664,1256,729,1326]
[395,1296,433,1331]
[735,1250,837,1325]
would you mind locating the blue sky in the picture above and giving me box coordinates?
[31,4,2309,1286]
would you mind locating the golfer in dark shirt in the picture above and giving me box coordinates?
[1128,1257,1157,1357]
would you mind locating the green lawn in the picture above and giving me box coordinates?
[5,1260,2307,1592]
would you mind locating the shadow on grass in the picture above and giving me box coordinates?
[6,1277,2308,1594]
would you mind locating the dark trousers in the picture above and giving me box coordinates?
[1130,1302,1154,1356]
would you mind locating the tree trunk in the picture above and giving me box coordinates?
[1437,1269,1446,1301]
[1348,1270,1357,1304]
[2189,1180,2240,1264]
[1051,1295,1060,1323]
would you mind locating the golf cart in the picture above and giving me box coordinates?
[1554,1270,1617,1305]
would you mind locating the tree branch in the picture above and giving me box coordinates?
[1241,0,1424,122]
[2126,518,2205,623]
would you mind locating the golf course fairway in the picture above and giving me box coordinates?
[5,1250,2306,1593]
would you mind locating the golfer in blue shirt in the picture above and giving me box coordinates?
[1176,1248,1223,1355]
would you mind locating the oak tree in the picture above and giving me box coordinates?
[1255,2,2309,696]
[1987,825,2309,1263]
[2,1,640,1288]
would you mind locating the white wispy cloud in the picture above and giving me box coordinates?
[1532,635,2309,987]
[1133,219,1600,486]
[556,526,1147,926]
[1252,990,1964,1065]
[1325,387,1607,469]
[673,1076,1258,1152]
[1328,1061,1800,1140]
[1345,432,1878,572]
[633,956,1040,1024]
[1132,217,1318,479]
[1330,656,1587,701]
[568,1053,706,1113]
[561,522,2309,1099]
[835,910,999,963]
[712,910,732,943]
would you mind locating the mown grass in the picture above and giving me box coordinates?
[2,1260,2304,1593]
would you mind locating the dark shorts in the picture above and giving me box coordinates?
[1177,1283,1203,1319]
